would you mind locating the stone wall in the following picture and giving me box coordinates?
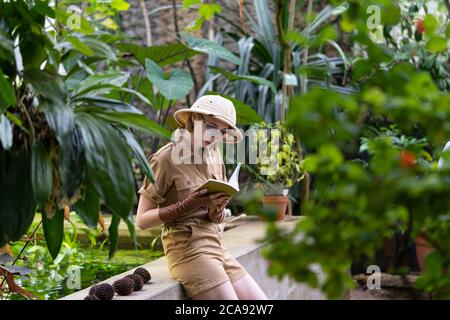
[61,216,327,300]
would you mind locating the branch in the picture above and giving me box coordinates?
[139,0,152,46]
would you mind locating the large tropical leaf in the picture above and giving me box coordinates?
[71,71,130,97]
[108,213,120,259]
[78,104,171,139]
[58,126,85,198]
[41,100,75,143]
[74,184,100,229]
[120,129,154,182]
[31,141,52,206]
[0,147,36,246]
[24,69,75,142]
[24,69,66,103]
[75,113,135,219]
[42,210,64,260]
[180,32,242,65]
[117,43,198,66]
[124,214,137,250]
[145,58,193,100]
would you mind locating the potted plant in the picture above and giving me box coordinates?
[250,121,304,220]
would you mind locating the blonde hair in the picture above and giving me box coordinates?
[183,113,203,132]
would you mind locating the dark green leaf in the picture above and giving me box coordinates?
[42,210,64,260]
[24,69,66,103]
[31,141,52,205]
[108,213,121,260]
[42,100,75,143]
[0,147,36,246]
[93,111,171,139]
[124,214,137,250]
[58,126,84,197]
[75,113,135,219]
[120,129,154,182]
[74,185,100,229]
[117,42,198,66]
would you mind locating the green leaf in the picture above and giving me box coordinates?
[0,147,36,246]
[31,141,53,206]
[426,36,448,53]
[180,32,242,65]
[73,97,142,114]
[198,3,222,20]
[82,37,117,61]
[24,69,66,103]
[423,14,438,35]
[145,58,193,100]
[75,113,135,219]
[42,210,64,260]
[94,111,171,139]
[124,214,137,250]
[209,66,276,93]
[0,114,13,150]
[446,24,450,39]
[58,126,84,198]
[42,100,75,143]
[183,0,201,7]
[55,8,94,34]
[205,91,264,125]
[71,71,130,97]
[65,35,94,56]
[120,129,154,182]
[117,43,198,66]
[108,213,121,259]
[74,185,100,229]
[111,0,130,11]
[0,69,16,112]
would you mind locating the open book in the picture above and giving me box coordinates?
[194,163,242,198]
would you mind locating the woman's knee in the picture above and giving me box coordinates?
[191,280,239,300]
[232,273,268,300]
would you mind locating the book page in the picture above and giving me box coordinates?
[227,162,242,191]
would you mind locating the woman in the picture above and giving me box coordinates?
[136,95,268,300]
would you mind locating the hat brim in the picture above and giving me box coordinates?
[173,109,243,144]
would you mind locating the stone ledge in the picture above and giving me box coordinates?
[61,216,326,300]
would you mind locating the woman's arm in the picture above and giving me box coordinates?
[136,189,229,229]
[136,195,164,230]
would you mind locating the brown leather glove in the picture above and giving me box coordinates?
[157,189,211,223]
[208,208,226,223]
[207,195,229,223]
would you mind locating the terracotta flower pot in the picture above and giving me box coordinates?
[415,234,434,272]
[262,195,289,221]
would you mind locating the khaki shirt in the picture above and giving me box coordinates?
[137,139,227,223]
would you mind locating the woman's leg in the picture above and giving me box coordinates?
[231,273,268,300]
[191,280,239,300]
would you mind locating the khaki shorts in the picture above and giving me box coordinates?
[161,218,248,298]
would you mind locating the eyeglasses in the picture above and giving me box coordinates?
[201,115,229,135]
